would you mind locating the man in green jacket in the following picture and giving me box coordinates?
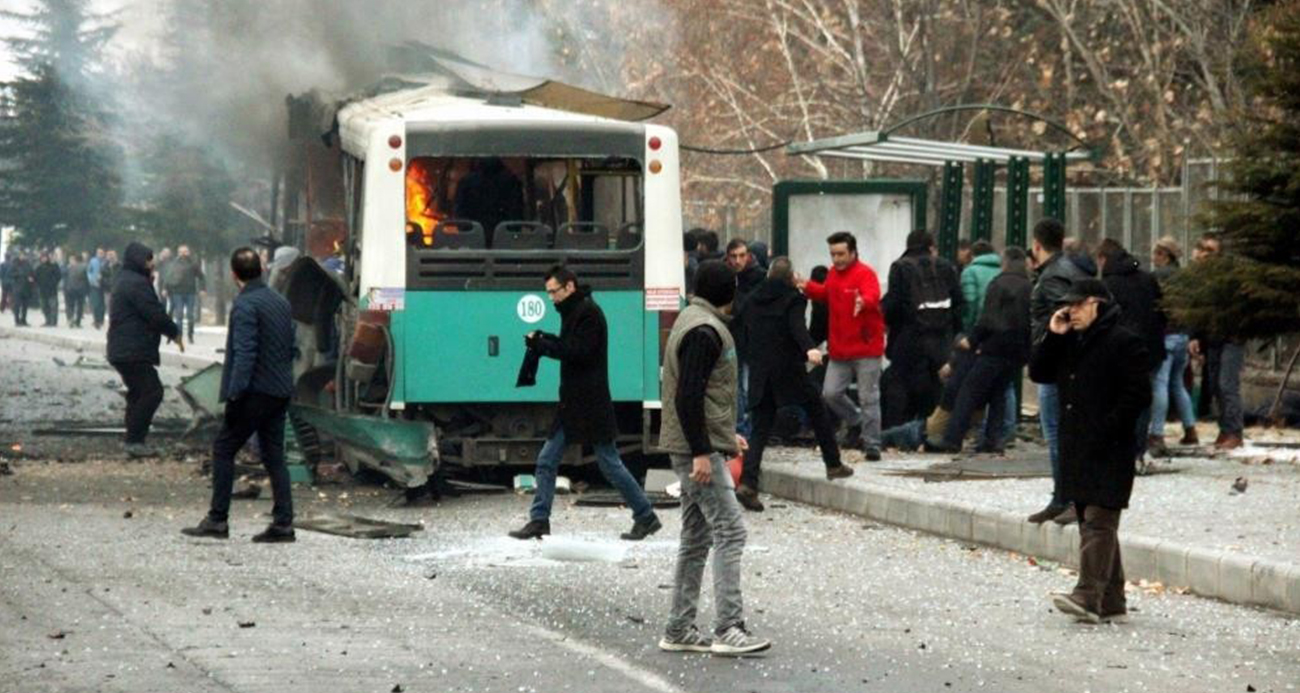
[959,240,1000,333]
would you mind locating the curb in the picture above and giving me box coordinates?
[761,466,1300,616]
[0,326,220,370]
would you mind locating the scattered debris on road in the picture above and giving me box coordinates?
[296,513,424,539]
[1231,477,1249,494]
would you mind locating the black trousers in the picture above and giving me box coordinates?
[941,354,1018,450]
[881,338,946,429]
[741,385,841,490]
[65,290,85,326]
[13,291,30,325]
[40,291,58,325]
[207,394,293,527]
[113,362,164,444]
[1071,503,1126,616]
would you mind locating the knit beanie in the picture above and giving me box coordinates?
[693,259,736,308]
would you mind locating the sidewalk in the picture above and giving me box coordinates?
[0,320,225,369]
[761,440,1300,615]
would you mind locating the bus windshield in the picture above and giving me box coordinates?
[405,155,643,251]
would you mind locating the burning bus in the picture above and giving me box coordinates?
[277,50,684,494]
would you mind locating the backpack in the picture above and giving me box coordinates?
[902,255,953,332]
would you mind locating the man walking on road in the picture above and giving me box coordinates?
[734,257,852,512]
[508,265,661,542]
[1026,218,1091,524]
[658,260,770,656]
[87,247,106,329]
[34,252,61,327]
[799,231,885,460]
[1029,278,1150,624]
[65,252,89,328]
[106,242,183,458]
[182,248,297,543]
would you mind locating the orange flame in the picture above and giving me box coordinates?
[405,158,444,245]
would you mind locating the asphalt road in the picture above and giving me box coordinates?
[1,336,1298,693]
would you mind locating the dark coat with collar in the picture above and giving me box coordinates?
[969,269,1033,364]
[219,279,296,402]
[736,277,820,409]
[1100,250,1166,372]
[1031,252,1092,343]
[533,286,618,444]
[1029,303,1152,509]
[106,242,180,365]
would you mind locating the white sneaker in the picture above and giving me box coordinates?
[710,624,771,656]
[658,626,712,653]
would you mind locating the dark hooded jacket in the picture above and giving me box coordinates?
[1031,252,1091,343]
[106,242,180,365]
[1100,250,1166,372]
[969,269,1033,364]
[736,277,820,409]
[531,285,618,444]
[33,260,61,296]
[1029,302,1152,509]
[882,246,963,363]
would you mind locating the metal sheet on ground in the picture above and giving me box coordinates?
[573,491,680,508]
[295,513,425,539]
[885,455,1052,481]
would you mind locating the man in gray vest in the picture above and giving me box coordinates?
[657,260,771,657]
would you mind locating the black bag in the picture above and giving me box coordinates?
[903,256,952,332]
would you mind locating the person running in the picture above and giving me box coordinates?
[657,260,770,656]
[508,265,661,541]
[734,257,852,512]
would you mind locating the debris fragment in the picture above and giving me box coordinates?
[238,621,256,628]
[123,510,134,519]
[391,685,404,693]
[295,513,423,539]
[0,461,12,476]
[1230,477,1248,494]
[46,630,68,640]
[202,607,213,615]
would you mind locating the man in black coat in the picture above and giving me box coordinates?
[1096,239,1167,464]
[880,230,963,429]
[726,237,766,438]
[734,257,852,512]
[509,264,661,541]
[106,242,183,458]
[8,252,35,326]
[933,247,1034,453]
[33,252,61,326]
[1029,278,1151,624]
[183,248,298,543]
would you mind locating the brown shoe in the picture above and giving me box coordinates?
[1052,506,1079,525]
[825,464,855,481]
[735,484,765,512]
[1215,434,1243,451]
[1146,435,1169,458]
[1027,504,1069,524]
[1179,426,1199,446]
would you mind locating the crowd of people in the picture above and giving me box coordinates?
[1,244,206,335]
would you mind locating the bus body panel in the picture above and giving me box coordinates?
[401,290,645,403]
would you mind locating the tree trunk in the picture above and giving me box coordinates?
[1266,341,1300,426]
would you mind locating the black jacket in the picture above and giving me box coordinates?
[969,270,1032,364]
[107,243,180,365]
[8,257,34,297]
[882,249,963,362]
[1100,251,1166,372]
[533,286,618,444]
[1029,303,1152,509]
[737,278,820,410]
[33,261,61,296]
[219,279,296,402]
[1031,252,1092,343]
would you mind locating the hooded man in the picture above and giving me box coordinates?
[880,230,964,430]
[106,242,183,457]
[1029,278,1151,624]
[657,260,770,657]
[508,264,661,542]
[734,257,852,512]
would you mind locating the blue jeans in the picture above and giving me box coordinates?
[735,363,752,438]
[1150,333,1196,434]
[170,292,198,337]
[529,426,654,523]
[1038,383,1064,507]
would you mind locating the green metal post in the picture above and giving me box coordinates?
[938,161,964,261]
[971,158,996,242]
[1043,151,1067,222]
[1006,155,1030,248]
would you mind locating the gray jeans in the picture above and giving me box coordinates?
[1215,341,1246,437]
[666,453,747,638]
[822,357,883,447]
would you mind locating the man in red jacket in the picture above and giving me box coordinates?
[799,231,885,460]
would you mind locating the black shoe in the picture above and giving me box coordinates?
[1027,504,1069,524]
[735,484,765,512]
[863,447,882,462]
[825,464,855,481]
[252,524,296,543]
[508,519,551,540]
[180,517,229,539]
[621,514,663,541]
[124,442,158,459]
[839,425,864,450]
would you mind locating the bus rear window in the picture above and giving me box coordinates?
[406,156,643,251]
